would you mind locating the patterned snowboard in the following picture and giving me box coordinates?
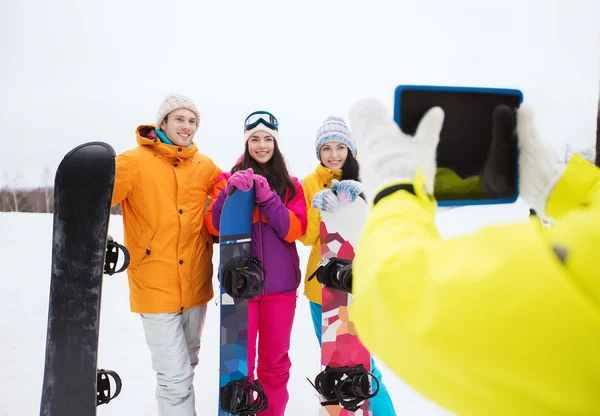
[319,197,372,415]
[218,186,255,416]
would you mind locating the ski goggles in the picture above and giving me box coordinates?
[244,111,279,131]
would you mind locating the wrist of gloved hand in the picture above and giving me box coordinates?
[312,189,340,213]
[225,168,254,194]
[516,104,566,218]
[348,98,444,201]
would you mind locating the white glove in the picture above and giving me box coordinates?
[348,98,445,200]
[516,104,566,218]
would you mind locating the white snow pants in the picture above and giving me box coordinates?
[141,305,207,416]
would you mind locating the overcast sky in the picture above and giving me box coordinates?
[1,0,599,187]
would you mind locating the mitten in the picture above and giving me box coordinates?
[348,98,445,200]
[224,168,254,194]
[312,189,340,213]
[334,179,363,205]
[253,174,275,203]
[516,103,566,218]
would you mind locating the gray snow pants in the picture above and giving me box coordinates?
[141,305,207,416]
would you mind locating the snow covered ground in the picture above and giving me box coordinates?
[0,201,530,415]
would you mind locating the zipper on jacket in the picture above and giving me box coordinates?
[258,210,265,294]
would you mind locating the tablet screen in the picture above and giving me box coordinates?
[395,86,522,205]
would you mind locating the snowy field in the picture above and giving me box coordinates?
[0,200,530,415]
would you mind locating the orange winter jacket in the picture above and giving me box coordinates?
[111,125,222,313]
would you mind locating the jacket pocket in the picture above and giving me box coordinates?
[132,226,155,268]
[200,227,213,262]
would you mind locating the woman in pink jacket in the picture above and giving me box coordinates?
[206,111,307,416]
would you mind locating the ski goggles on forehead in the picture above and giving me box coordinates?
[244,111,279,131]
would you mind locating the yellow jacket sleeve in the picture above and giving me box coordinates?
[546,154,600,218]
[352,156,600,416]
[298,167,341,304]
[298,199,321,246]
[297,178,325,304]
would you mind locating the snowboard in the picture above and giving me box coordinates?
[40,142,118,415]
[318,197,374,415]
[218,186,267,415]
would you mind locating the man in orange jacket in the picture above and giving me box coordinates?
[111,93,222,415]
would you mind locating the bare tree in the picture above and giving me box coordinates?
[41,166,54,213]
[2,171,28,212]
[25,188,45,212]
[0,188,10,211]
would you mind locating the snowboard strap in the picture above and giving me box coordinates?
[308,257,353,293]
[104,237,130,276]
[220,376,268,415]
[222,256,266,299]
[96,368,122,405]
[308,364,380,412]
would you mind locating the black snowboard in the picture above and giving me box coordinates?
[40,142,116,416]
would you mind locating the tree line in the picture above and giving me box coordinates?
[0,184,122,215]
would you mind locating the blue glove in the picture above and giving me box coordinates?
[312,189,340,213]
[333,179,362,205]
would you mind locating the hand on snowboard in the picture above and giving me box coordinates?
[225,168,254,194]
[332,179,362,205]
[313,180,363,213]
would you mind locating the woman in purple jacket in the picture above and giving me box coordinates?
[206,111,307,416]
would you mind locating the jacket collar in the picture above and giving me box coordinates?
[315,163,342,184]
[135,125,198,160]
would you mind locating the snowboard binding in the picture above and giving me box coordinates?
[308,257,353,293]
[220,376,268,415]
[96,368,122,405]
[222,256,266,299]
[104,236,130,276]
[308,364,380,412]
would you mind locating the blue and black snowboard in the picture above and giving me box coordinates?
[218,186,268,416]
[40,142,127,415]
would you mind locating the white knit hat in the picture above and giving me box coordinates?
[315,116,356,161]
[156,93,200,128]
